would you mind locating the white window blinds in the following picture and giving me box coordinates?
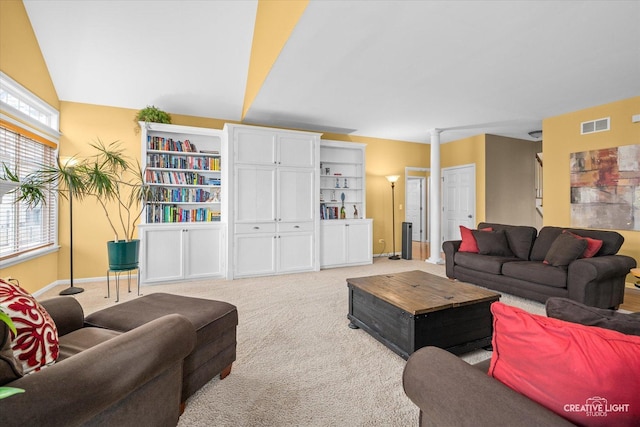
[0,125,57,260]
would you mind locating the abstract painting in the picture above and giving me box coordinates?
[570,144,640,230]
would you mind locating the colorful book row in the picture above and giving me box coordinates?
[149,187,220,203]
[146,205,221,223]
[146,170,208,186]
[147,136,197,152]
[320,204,341,220]
[147,153,220,171]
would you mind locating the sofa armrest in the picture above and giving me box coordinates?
[39,297,85,337]
[403,347,573,426]
[442,240,461,278]
[1,313,196,426]
[567,255,637,308]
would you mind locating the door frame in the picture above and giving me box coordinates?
[404,167,429,242]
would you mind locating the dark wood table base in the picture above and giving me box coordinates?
[347,270,500,360]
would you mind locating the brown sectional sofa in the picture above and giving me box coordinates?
[1,297,196,426]
[443,222,636,308]
[1,293,238,426]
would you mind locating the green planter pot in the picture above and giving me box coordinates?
[107,239,140,271]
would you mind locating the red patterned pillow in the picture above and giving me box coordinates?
[0,279,58,374]
[489,302,640,426]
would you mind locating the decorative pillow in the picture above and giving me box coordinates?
[546,297,640,336]
[563,230,603,258]
[0,279,58,374]
[472,229,513,257]
[459,226,493,253]
[0,321,23,385]
[489,302,640,426]
[543,232,587,266]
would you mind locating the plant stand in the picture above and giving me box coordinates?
[106,267,141,303]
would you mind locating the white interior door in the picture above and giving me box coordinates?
[405,177,425,241]
[442,164,476,242]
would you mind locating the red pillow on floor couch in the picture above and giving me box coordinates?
[489,302,640,427]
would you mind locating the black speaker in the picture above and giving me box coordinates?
[402,222,412,260]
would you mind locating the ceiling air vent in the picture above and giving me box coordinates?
[581,117,610,135]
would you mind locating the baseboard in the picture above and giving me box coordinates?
[32,275,108,298]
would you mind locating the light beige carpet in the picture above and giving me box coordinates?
[39,258,545,426]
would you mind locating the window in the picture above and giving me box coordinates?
[0,126,57,262]
[0,73,59,265]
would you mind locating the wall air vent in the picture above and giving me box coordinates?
[581,117,610,135]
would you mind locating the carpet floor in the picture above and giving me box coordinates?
[39,257,545,426]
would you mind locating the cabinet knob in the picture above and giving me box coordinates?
[253,226,260,230]
[294,225,300,228]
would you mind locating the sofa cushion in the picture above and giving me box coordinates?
[546,297,640,336]
[0,322,22,385]
[563,230,603,258]
[489,302,640,426]
[0,279,59,374]
[459,225,492,253]
[501,261,568,288]
[454,252,518,275]
[473,230,514,257]
[477,223,537,260]
[543,232,588,267]
[531,226,623,261]
[57,327,122,361]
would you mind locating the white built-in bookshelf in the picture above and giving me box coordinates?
[139,122,227,284]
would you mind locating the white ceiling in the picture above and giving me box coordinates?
[23,0,640,144]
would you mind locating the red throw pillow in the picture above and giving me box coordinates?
[458,226,493,253]
[0,279,58,374]
[489,302,640,426]
[563,230,604,258]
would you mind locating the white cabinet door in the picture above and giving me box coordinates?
[277,168,314,222]
[346,221,372,265]
[320,219,372,268]
[278,134,315,167]
[233,128,276,165]
[235,165,276,222]
[320,222,347,267]
[234,233,276,277]
[141,227,184,283]
[278,232,314,273]
[185,226,224,279]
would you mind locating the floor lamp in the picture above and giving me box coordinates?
[386,175,401,260]
[59,162,84,296]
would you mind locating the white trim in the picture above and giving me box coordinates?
[0,245,59,269]
[0,72,60,134]
[0,112,60,144]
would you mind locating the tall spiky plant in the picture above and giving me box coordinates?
[1,139,151,242]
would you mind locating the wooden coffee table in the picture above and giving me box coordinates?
[347,270,501,359]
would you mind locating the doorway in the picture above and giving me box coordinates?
[405,168,429,260]
[442,164,476,243]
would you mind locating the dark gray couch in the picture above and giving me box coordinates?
[1,297,196,427]
[443,222,636,308]
[403,298,640,426]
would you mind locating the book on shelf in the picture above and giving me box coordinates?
[146,204,221,223]
[146,136,197,152]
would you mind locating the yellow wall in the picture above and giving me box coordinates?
[0,0,60,293]
[544,96,640,279]
[243,0,309,119]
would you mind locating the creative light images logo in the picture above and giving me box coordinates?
[564,396,630,418]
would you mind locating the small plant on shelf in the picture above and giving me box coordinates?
[134,105,171,132]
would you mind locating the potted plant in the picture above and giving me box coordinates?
[134,105,171,132]
[1,139,152,270]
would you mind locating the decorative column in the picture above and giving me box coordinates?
[427,129,444,264]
